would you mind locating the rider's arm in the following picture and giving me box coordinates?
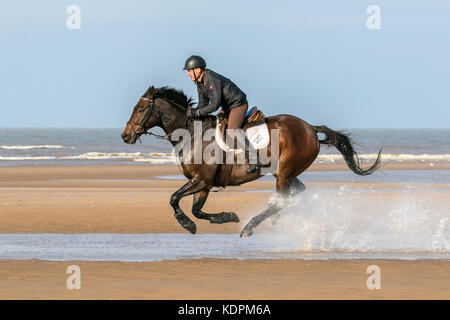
[196,86,210,108]
[193,77,221,117]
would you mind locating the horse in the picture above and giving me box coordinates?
[121,86,381,237]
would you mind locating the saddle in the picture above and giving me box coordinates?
[243,106,266,127]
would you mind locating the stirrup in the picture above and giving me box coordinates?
[246,164,261,174]
[212,186,226,192]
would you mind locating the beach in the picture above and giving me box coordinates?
[0,163,449,299]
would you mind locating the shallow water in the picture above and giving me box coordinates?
[0,233,448,262]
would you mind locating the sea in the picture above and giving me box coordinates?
[1,128,449,167]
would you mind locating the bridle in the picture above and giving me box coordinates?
[127,97,154,130]
[127,96,190,141]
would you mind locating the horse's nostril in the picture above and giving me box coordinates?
[122,133,130,141]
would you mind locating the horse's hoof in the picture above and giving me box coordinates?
[240,228,253,238]
[224,212,239,223]
[175,211,197,234]
[209,212,239,224]
[183,221,197,234]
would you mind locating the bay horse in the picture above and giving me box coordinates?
[121,86,381,237]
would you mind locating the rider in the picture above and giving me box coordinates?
[183,55,261,183]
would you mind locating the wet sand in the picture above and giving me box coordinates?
[0,163,449,299]
[0,259,448,300]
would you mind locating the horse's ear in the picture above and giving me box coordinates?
[151,85,155,90]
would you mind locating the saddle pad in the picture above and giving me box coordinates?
[215,119,270,153]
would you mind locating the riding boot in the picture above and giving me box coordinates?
[221,137,259,185]
[244,136,263,175]
[246,163,259,175]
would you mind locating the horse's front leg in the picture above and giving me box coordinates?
[170,178,208,234]
[192,190,240,224]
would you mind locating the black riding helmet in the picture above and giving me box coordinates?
[183,55,206,70]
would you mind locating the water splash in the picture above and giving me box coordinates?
[263,185,450,253]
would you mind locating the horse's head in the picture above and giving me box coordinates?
[122,85,198,144]
[121,86,160,144]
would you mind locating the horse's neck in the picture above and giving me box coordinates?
[155,99,217,144]
[161,116,217,147]
[157,104,188,136]
[186,116,217,133]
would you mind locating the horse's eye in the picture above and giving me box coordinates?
[138,107,145,113]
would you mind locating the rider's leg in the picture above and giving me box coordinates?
[227,102,264,175]
[221,103,248,186]
[227,102,248,129]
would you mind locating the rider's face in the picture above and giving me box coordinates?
[187,68,204,82]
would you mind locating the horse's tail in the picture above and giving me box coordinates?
[312,125,381,176]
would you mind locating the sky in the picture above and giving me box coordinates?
[0,0,449,128]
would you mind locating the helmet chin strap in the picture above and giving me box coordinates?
[193,68,204,84]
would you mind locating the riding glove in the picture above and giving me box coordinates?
[187,106,200,118]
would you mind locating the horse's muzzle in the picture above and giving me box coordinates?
[121,132,135,144]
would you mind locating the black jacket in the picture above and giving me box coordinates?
[194,69,247,117]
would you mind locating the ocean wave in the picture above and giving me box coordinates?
[64,152,177,163]
[65,152,144,160]
[0,152,177,164]
[134,158,177,164]
[0,156,56,160]
[0,145,64,150]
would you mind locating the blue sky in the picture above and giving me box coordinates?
[0,0,449,128]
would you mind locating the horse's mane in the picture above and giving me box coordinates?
[142,86,195,109]
[142,85,217,129]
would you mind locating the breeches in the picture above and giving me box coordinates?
[227,102,248,130]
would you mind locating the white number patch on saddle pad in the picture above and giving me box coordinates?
[215,119,270,153]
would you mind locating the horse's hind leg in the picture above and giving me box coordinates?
[240,203,283,237]
[240,175,291,237]
[271,177,305,225]
[289,177,305,196]
[192,190,239,224]
[268,177,305,205]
